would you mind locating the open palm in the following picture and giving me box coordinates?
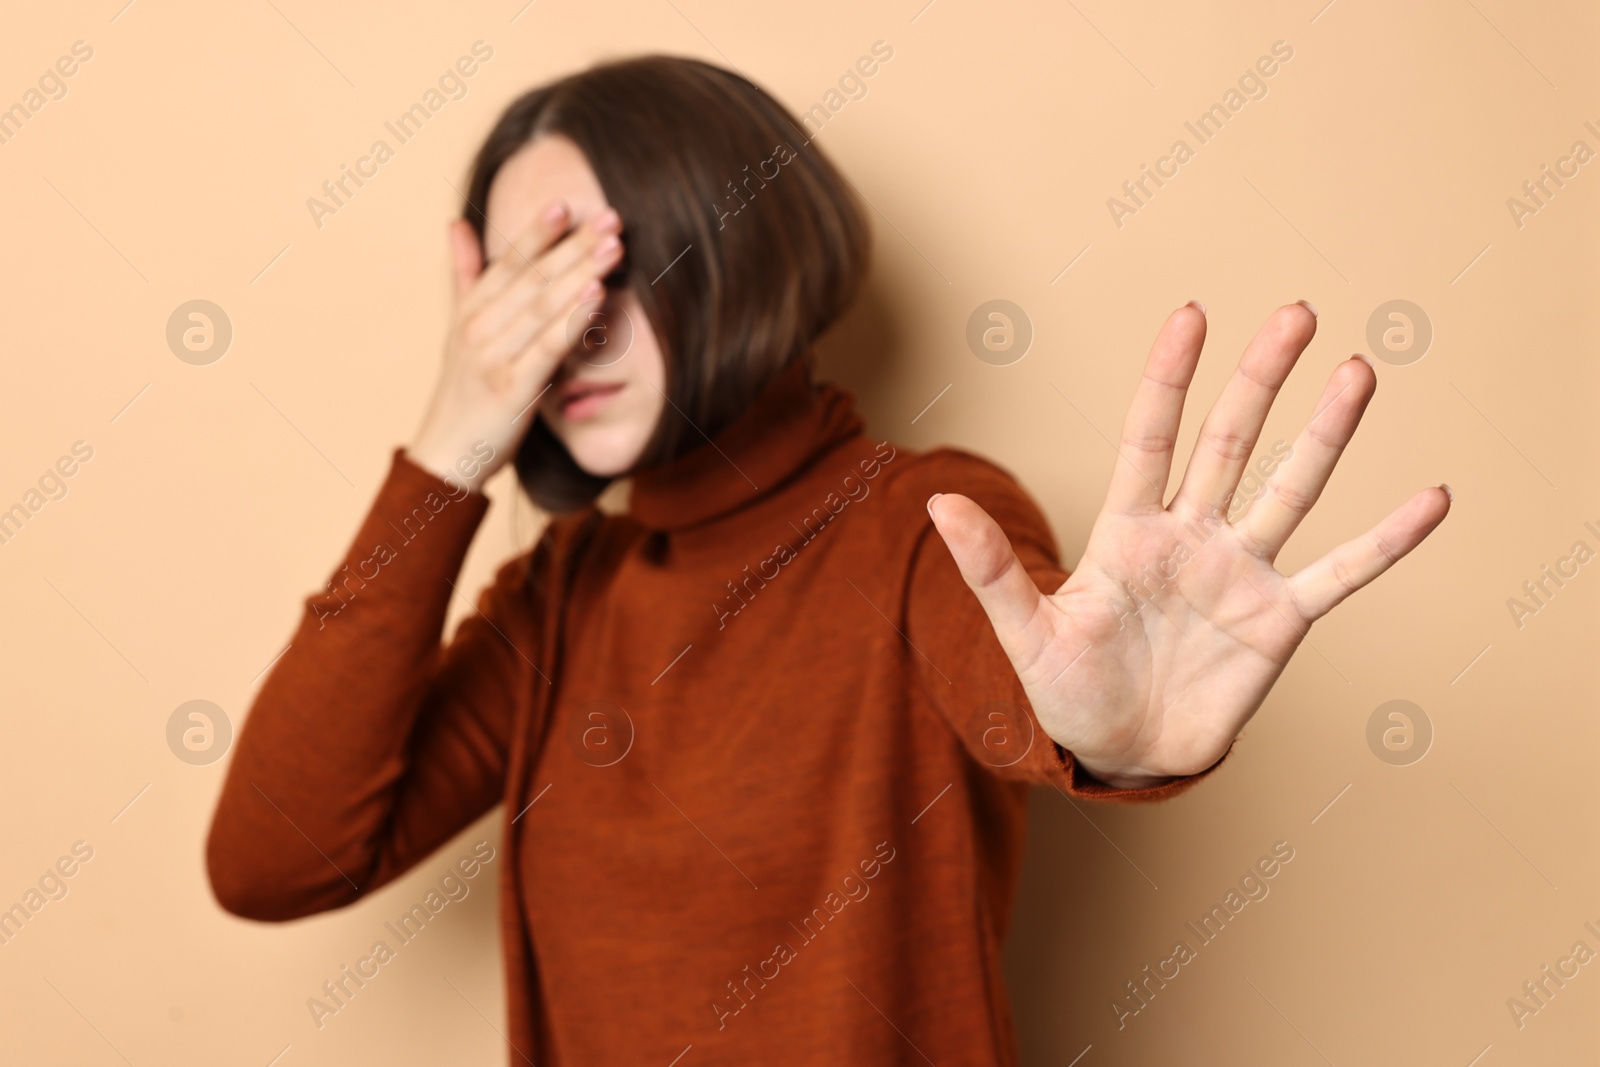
[929,302,1450,788]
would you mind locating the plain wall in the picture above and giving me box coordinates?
[0,1,1594,1064]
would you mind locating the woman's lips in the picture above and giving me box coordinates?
[558,381,624,420]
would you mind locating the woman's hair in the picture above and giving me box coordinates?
[460,54,871,513]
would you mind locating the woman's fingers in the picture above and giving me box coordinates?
[1234,355,1376,560]
[470,208,621,341]
[927,493,1047,666]
[447,218,484,302]
[460,199,569,311]
[1285,485,1452,620]
[483,232,624,368]
[1104,303,1206,515]
[1171,302,1317,519]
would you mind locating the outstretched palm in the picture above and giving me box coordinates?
[929,302,1450,788]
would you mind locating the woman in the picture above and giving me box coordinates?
[206,54,1449,1064]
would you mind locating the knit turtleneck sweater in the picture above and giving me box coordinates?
[206,353,1224,1065]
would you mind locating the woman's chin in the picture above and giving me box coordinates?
[561,432,648,479]
[575,458,632,479]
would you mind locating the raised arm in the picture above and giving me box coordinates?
[207,183,627,919]
[205,448,544,920]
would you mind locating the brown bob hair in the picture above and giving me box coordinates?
[459,54,871,513]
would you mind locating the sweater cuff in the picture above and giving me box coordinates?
[1051,738,1234,803]
[320,448,492,613]
[379,446,491,533]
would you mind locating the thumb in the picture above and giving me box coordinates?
[446,218,484,302]
[926,492,1044,641]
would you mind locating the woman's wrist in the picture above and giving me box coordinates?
[402,433,500,495]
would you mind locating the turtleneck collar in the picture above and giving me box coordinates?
[626,354,866,533]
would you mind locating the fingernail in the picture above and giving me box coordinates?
[542,201,568,224]
[595,207,622,232]
[1185,300,1206,315]
[594,234,621,258]
[1440,483,1454,502]
[1296,298,1318,318]
[1351,352,1374,369]
[580,278,602,300]
[926,493,942,519]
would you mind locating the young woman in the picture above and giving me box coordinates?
[206,55,1449,1064]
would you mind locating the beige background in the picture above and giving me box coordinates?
[1,1,1595,1063]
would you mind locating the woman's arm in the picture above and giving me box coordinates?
[206,190,624,919]
[205,448,544,920]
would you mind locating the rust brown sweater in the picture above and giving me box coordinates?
[206,354,1224,1064]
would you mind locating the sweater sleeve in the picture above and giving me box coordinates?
[206,448,546,920]
[900,450,1230,801]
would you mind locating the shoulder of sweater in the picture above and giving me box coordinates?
[869,442,1060,556]
[876,443,1042,518]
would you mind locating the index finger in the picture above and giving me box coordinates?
[464,198,571,307]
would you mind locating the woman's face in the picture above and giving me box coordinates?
[483,134,667,478]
